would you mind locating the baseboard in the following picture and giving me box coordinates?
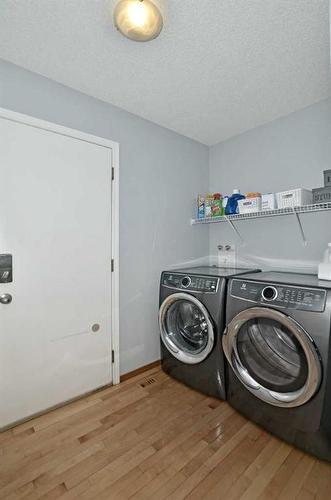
[0,382,113,432]
[120,360,161,382]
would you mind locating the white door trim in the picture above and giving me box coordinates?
[0,107,120,385]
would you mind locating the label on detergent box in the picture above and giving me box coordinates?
[313,187,331,204]
[238,197,261,214]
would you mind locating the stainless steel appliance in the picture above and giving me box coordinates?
[159,266,260,399]
[223,271,331,461]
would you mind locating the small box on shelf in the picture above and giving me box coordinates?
[261,193,276,211]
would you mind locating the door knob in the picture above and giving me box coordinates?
[0,293,12,304]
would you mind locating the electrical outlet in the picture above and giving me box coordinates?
[218,244,236,267]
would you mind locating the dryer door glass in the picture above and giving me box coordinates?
[236,318,308,392]
[223,307,322,407]
[159,293,214,364]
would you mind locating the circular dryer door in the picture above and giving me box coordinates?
[223,307,322,407]
[159,292,214,364]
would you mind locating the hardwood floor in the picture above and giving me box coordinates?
[1,367,331,499]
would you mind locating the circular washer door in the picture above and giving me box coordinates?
[159,292,214,364]
[223,307,322,408]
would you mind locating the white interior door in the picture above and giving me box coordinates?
[0,116,113,429]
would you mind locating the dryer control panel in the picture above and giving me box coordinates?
[162,273,219,293]
[231,279,326,312]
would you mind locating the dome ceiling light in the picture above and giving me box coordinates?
[113,0,163,42]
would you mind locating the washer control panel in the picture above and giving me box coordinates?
[231,279,326,312]
[162,273,219,293]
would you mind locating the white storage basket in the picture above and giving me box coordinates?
[238,197,262,214]
[275,189,312,209]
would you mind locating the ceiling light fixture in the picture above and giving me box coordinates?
[113,0,163,42]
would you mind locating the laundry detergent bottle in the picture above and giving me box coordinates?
[225,189,245,215]
[318,243,331,280]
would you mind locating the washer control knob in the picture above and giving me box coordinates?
[181,276,191,288]
[262,286,278,301]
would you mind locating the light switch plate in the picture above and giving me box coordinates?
[218,244,236,267]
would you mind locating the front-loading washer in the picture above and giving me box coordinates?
[223,271,331,461]
[159,266,260,399]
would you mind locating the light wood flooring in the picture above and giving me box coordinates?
[1,366,331,499]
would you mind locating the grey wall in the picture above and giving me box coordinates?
[2,57,330,375]
[209,98,331,273]
[0,59,209,375]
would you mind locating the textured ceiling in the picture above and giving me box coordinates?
[0,0,330,145]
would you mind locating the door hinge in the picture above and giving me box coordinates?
[112,167,115,181]
[111,349,115,363]
[111,259,114,272]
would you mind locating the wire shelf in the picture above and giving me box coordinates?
[191,202,331,225]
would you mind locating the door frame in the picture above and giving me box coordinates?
[0,107,120,385]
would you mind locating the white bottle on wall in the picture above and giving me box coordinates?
[318,243,331,280]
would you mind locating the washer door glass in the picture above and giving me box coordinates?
[223,307,322,407]
[159,293,214,364]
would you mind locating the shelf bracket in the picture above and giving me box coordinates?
[292,208,307,246]
[224,215,244,244]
